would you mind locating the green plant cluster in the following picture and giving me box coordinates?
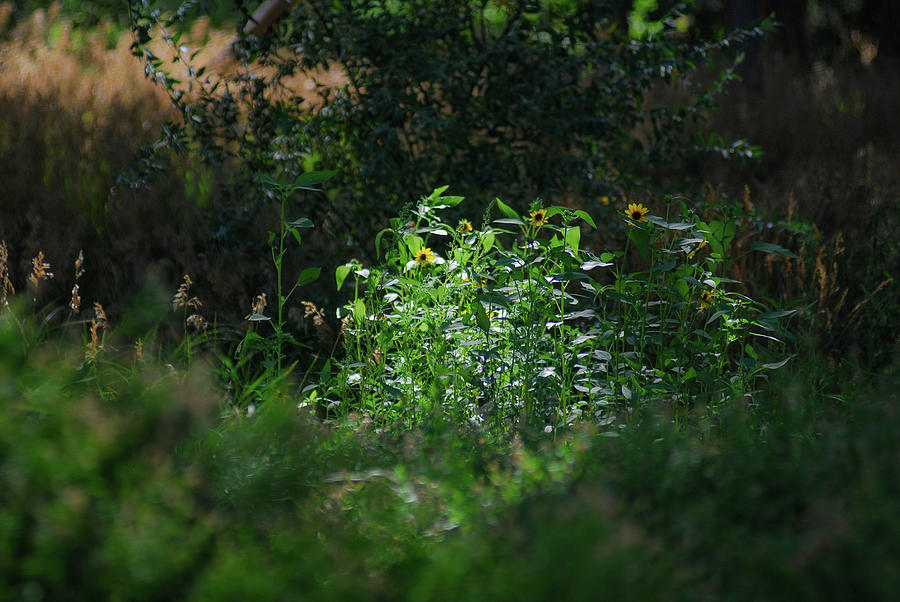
[316,187,795,429]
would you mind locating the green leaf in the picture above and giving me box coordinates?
[755,309,799,330]
[472,301,491,335]
[627,226,650,258]
[750,241,799,258]
[293,170,337,190]
[335,264,353,291]
[698,220,737,259]
[581,260,613,270]
[757,309,799,321]
[573,209,597,229]
[706,309,729,325]
[289,217,315,228]
[652,260,677,273]
[375,227,392,260]
[353,298,367,323]
[479,291,512,308]
[551,272,590,282]
[564,225,581,255]
[481,232,496,253]
[648,216,694,230]
[295,267,321,288]
[428,185,450,199]
[247,313,271,321]
[495,198,520,220]
[260,174,280,189]
[404,235,424,254]
[493,218,524,227]
[319,358,332,383]
[761,356,793,370]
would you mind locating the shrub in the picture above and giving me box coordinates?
[127,0,770,250]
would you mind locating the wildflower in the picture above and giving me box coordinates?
[245,293,268,319]
[414,247,435,267]
[172,275,201,311]
[86,320,102,362]
[599,196,611,206]
[699,289,716,309]
[73,250,84,280]
[69,284,81,314]
[69,250,85,313]
[93,302,108,328]
[186,313,208,332]
[301,300,326,327]
[28,251,54,288]
[86,303,108,362]
[457,219,474,235]
[625,203,649,223]
[528,209,548,228]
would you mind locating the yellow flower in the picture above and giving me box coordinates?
[600,195,611,206]
[414,247,435,267]
[529,208,548,228]
[457,219,474,235]
[698,289,716,309]
[625,203,649,222]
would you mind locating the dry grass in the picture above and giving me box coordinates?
[701,51,900,367]
[0,6,341,326]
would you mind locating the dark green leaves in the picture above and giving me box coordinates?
[750,241,799,258]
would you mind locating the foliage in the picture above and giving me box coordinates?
[126,0,771,248]
[216,170,332,407]
[2,5,899,599]
[317,187,795,429]
[3,305,900,600]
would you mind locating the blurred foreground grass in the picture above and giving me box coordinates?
[2,307,899,600]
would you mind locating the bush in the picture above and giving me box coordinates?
[128,0,770,251]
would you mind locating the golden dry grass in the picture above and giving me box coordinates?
[0,6,341,322]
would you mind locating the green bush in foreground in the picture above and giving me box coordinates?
[2,306,900,600]
[0,314,216,601]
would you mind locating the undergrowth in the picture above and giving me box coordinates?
[319,187,796,430]
[2,4,899,600]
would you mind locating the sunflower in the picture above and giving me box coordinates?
[529,208,548,228]
[625,203,649,222]
[414,247,435,267]
[698,288,716,309]
[599,195,611,206]
[457,219,474,235]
